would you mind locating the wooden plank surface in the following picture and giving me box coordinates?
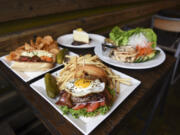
[0,122,15,135]
[0,0,150,23]
[0,65,82,135]
[0,49,176,135]
[0,1,177,57]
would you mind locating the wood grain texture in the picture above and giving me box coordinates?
[0,91,26,118]
[0,64,82,135]
[0,0,178,36]
[0,1,152,36]
[3,107,36,131]
[0,50,176,135]
[0,0,150,22]
[0,122,15,135]
[0,1,177,56]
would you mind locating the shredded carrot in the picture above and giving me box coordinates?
[136,42,154,57]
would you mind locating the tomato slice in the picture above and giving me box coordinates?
[86,102,100,112]
[100,101,105,106]
[40,56,53,62]
[46,57,53,62]
[73,103,87,110]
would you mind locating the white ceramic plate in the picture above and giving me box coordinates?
[94,45,166,69]
[0,51,77,82]
[57,34,105,48]
[30,69,141,135]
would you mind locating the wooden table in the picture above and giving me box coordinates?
[0,48,176,135]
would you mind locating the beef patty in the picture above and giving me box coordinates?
[71,93,105,103]
[56,90,106,107]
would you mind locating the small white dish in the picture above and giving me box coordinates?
[0,51,77,82]
[57,34,105,48]
[30,68,141,135]
[94,45,166,69]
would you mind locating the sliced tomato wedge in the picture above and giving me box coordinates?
[72,103,87,110]
[86,102,100,112]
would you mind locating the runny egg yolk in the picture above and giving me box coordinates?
[74,79,91,88]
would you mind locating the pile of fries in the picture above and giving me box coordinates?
[56,54,131,93]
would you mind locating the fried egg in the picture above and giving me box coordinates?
[65,78,105,97]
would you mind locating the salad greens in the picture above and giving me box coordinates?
[59,105,110,118]
[109,26,157,48]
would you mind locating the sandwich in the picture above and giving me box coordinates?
[55,54,130,118]
[6,35,60,72]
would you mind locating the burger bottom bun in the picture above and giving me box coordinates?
[11,61,54,72]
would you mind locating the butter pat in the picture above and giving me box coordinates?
[73,29,89,44]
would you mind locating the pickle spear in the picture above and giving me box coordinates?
[44,73,59,98]
[56,48,68,64]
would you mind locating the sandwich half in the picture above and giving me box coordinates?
[6,35,59,72]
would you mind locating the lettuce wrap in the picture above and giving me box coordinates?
[109,26,157,48]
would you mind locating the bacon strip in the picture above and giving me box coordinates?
[56,91,72,108]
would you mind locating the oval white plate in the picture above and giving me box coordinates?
[94,45,166,69]
[57,34,105,48]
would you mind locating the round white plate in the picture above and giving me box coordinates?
[57,34,105,48]
[94,45,166,69]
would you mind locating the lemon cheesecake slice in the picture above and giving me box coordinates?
[73,28,89,44]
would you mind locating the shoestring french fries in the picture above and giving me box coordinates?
[56,54,131,93]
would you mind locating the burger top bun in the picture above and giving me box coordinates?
[75,64,107,82]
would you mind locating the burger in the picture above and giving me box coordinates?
[55,55,119,118]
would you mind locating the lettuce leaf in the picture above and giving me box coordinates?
[58,105,110,118]
[109,26,157,48]
[140,28,157,48]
